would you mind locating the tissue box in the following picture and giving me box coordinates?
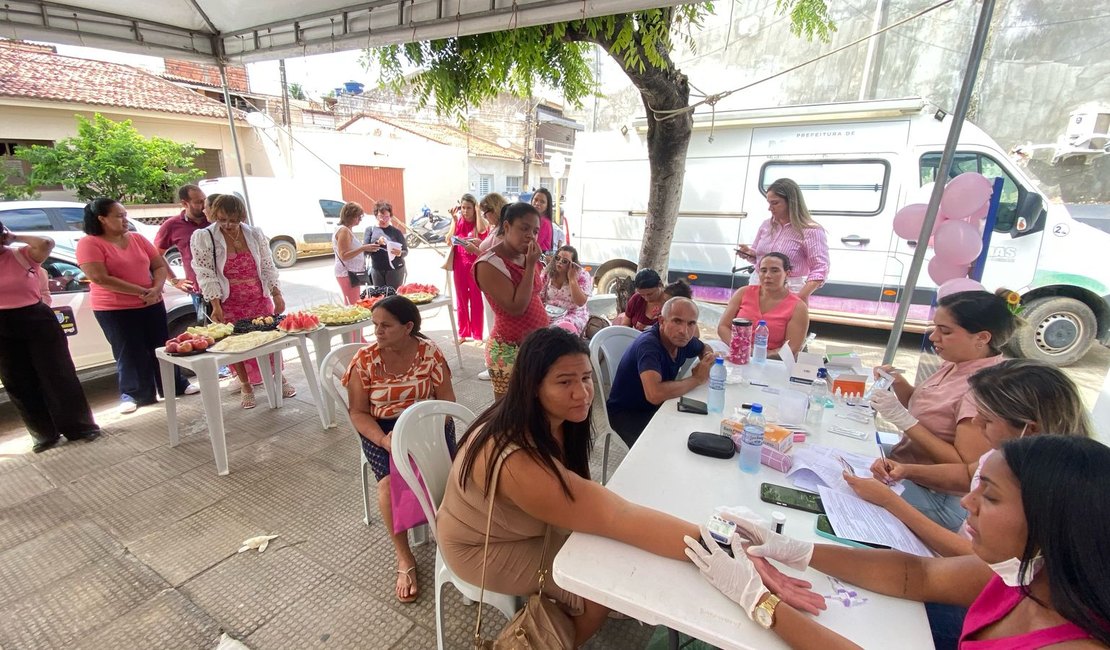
[720,415,745,440]
[763,424,794,453]
[761,446,793,473]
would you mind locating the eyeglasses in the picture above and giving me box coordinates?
[556,258,571,265]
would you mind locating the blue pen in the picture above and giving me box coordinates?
[875,431,894,483]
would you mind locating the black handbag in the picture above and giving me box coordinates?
[347,270,370,287]
[687,432,736,459]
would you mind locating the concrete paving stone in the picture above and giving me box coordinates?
[35,435,141,484]
[269,420,347,458]
[0,519,124,608]
[218,457,352,525]
[311,438,363,477]
[112,415,184,453]
[585,617,658,649]
[91,473,228,545]
[0,463,55,509]
[342,537,440,625]
[60,452,186,513]
[390,622,437,649]
[139,439,215,476]
[0,489,82,551]
[264,488,386,574]
[127,504,263,586]
[0,552,169,649]
[74,588,222,650]
[180,546,333,637]
[246,575,413,649]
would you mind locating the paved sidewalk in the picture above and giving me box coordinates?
[0,323,654,649]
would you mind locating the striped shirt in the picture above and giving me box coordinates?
[744,219,830,284]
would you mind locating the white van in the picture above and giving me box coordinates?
[197,177,341,268]
[565,98,1110,366]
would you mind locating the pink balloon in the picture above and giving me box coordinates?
[940,173,992,220]
[893,203,929,240]
[933,219,983,265]
[964,201,990,222]
[928,255,969,285]
[937,277,985,299]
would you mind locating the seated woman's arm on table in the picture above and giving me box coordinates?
[843,473,973,557]
[777,299,809,357]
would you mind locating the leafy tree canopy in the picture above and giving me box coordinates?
[16,113,204,204]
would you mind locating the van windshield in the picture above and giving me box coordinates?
[919,152,1022,232]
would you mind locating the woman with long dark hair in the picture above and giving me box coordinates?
[446,193,487,342]
[689,435,1110,649]
[531,187,555,252]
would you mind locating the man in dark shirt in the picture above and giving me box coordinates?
[154,184,208,324]
[364,200,408,289]
[606,297,715,447]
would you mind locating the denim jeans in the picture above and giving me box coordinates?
[94,302,188,405]
[900,480,968,532]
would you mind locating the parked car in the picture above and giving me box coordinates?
[0,200,160,249]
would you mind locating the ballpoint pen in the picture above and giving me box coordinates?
[876,431,894,484]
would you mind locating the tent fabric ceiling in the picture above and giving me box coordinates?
[0,0,696,64]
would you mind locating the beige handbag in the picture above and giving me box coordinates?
[473,451,576,650]
[441,246,455,271]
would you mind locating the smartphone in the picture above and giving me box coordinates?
[451,236,466,246]
[759,483,826,515]
[677,396,709,414]
[815,514,890,549]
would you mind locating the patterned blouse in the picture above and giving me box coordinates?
[742,219,830,284]
[341,338,449,420]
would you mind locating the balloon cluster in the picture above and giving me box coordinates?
[892,173,993,293]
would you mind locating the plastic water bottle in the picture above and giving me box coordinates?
[807,368,830,426]
[707,358,727,414]
[739,404,766,474]
[752,320,770,365]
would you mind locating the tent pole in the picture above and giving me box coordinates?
[882,0,996,364]
[218,63,257,227]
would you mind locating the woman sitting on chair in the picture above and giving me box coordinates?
[540,245,592,335]
[343,295,457,604]
[717,252,809,358]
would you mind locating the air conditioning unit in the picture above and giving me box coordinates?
[1065,106,1110,151]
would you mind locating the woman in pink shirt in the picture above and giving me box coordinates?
[735,178,829,302]
[0,223,101,452]
[77,199,194,414]
[717,252,809,357]
[445,193,487,342]
[688,435,1110,650]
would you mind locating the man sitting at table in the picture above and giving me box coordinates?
[606,297,715,448]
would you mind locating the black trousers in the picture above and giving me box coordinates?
[609,408,656,449]
[93,302,187,405]
[370,266,406,290]
[0,302,99,444]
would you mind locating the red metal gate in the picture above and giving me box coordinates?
[339,164,406,231]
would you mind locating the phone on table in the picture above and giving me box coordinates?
[815,514,890,549]
[677,396,709,414]
[759,483,825,515]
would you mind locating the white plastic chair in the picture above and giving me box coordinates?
[588,325,639,484]
[318,343,375,525]
[391,400,521,650]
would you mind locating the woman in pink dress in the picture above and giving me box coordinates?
[445,193,487,342]
[716,252,809,357]
[540,245,592,335]
[531,187,555,253]
[191,195,293,409]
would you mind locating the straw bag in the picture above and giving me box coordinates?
[473,451,575,650]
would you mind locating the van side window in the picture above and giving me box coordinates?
[919,153,1023,233]
[760,161,889,216]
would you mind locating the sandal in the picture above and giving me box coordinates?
[281,377,297,398]
[240,386,256,409]
[396,566,419,603]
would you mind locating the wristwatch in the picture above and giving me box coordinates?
[753,593,781,629]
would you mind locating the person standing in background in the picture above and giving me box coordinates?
[445,193,487,343]
[364,200,408,289]
[333,202,377,305]
[735,178,829,302]
[531,187,555,252]
[0,223,101,452]
[155,184,209,324]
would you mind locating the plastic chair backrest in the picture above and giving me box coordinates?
[589,326,639,400]
[391,400,477,541]
[319,342,365,415]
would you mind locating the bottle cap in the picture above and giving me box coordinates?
[714,357,724,365]
[771,511,787,525]
[750,403,763,413]
[757,320,767,326]
[817,367,828,378]
[732,318,752,327]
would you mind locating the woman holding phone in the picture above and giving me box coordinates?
[445,193,487,343]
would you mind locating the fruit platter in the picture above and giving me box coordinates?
[307,304,373,325]
[164,332,216,356]
[397,282,440,305]
[233,314,284,334]
[186,322,234,340]
[355,295,385,310]
[210,330,286,354]
[277,311,323,333]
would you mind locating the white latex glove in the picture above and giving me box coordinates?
[722,514,815,571]
[870,388,919,432]
[684,527,768,619]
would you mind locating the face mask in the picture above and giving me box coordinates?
[988,554,1043,587]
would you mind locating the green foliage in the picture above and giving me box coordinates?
[15,114,205,204]
[777,0,837,41]
[288,82,306,101]
[0,174,38,200]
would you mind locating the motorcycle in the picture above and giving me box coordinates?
[406,205,451,248]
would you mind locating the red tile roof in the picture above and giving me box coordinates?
[339,113,521,160]
[0,47,243,120]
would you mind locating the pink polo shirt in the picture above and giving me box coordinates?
[0,247,43,309]
[76,233,160,311]
[891,355,1005,464]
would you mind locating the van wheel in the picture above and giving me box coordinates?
[1008,296,1096,367]
[596,266,635,295]
[270,241,297,268]
[405,233,421,248]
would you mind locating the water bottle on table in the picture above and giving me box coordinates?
[807,368,830,426]
[707,357,726,413]
[752,320,769,365]
[739,403,766,474]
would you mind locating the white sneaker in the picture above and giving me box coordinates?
[477,369,491,381]
[118,401,139,414]
[183,383,201,395]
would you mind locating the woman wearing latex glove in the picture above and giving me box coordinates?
[691,440,1110,650]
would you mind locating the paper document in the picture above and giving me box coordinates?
[817,486,936,557]
[387,241,403,266]
[786,445,905,496]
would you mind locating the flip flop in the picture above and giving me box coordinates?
[396,566,418,603]
[281,378,297,398]
[241,387,257,409]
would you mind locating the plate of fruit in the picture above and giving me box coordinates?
[164,332,216,356]
[308,304,373,325]
[186,322,234,340]
[277,311,323,333]
[397,283,439,305]
[233,314,285,334]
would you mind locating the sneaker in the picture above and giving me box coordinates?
[477,369,491,381]
[183,383,201,395]
[118,400,139,414]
